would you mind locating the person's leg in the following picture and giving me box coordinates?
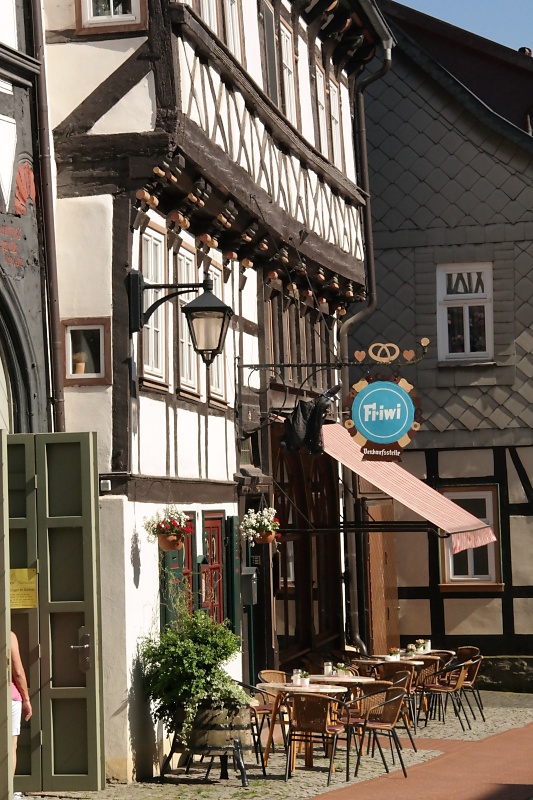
[12,699,22,772]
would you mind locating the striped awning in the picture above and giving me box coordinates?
[322,424,497,554]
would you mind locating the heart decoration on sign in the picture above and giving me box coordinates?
[403,350,415,362]
[354,351,366,362]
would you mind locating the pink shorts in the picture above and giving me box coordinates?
[12,699,22,736]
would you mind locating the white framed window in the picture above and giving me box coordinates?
[177,249,199,391]
[208,266,226,398]
[223,0,242,61]
[199,0,218,31]
[280,23,297,126]
[316,67,328,155]
[262,0,279,106]
[76,0,147,33]
[437,263,493,362]
[441,488,499,585]
[329,80,342,168]
[141,227,166,381]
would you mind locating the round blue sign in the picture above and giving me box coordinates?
[351,381,415,444]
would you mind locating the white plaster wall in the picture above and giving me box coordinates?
[64,387,113,472]
[298,37,315,147]
[510,516,533,586]
[124,499,161,780]
[444,598,502,635]
[242,332,260,391]
[207,414,229,481]
[506,447,533,503]
[241,2,263,88]
[396,531,429,586]
[44,0,76,31]
[226,418,237,477]
[438,449,494,479]
[139,396,168,476]
[513,597,533,635]
[99,496,129,781]
[398,598,431,636]
[89,73,156,134]
[340,82,355,183]
[177,408,201,478]
[46,38,147,128]
[56,195,113,315]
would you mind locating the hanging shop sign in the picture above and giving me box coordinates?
[345,376,421,461]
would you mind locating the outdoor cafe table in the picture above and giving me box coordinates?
[256,681,348,766]
[309,674,376,687]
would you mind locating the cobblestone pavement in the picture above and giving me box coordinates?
[29,692,533,800]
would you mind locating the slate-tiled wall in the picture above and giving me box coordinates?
[357,48,533,450]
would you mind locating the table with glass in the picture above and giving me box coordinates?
[256,681,348,765]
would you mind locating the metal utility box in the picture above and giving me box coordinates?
[241,566,258,605]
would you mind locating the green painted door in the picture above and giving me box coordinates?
[8,432,103,793]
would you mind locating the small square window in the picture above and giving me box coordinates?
[436,263,493,362]
[75,0,147,34]
[62,318,111,385]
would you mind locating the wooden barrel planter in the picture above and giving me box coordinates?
[188,706,253,755]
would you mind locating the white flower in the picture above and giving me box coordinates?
[239,507,280,543]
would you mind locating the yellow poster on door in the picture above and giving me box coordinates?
[10,568,38,609]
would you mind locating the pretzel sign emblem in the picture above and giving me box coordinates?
[368,342,400,363]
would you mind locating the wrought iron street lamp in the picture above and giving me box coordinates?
[127,270,233,366]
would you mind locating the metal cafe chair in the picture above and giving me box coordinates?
[353,687,409,779]
[418,661,472,731]
[284,692,349,786]
[460,655,486,722]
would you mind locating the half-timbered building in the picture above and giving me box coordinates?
[356,0,533,666]
[41,0,393,781]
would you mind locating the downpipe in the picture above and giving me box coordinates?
[339,44,392,653]
[31,0,65,431]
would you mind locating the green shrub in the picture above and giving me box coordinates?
[139,610,248,743]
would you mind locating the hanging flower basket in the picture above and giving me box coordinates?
[143,505,194,552]
[239,507,280,546]
[253,530,276,545]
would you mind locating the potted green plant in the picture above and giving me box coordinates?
[139,607,250,763]
[143,504,194,551]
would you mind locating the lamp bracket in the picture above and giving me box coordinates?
[128,270,213,332]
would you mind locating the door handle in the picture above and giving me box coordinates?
[71,632,91,672]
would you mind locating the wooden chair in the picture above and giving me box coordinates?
[284,693,348,786]
[353,687,409,778]
[232,681,268,774]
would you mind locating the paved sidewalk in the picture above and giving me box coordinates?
[27,692,533,800]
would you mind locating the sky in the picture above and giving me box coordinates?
[393,1,533,53]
